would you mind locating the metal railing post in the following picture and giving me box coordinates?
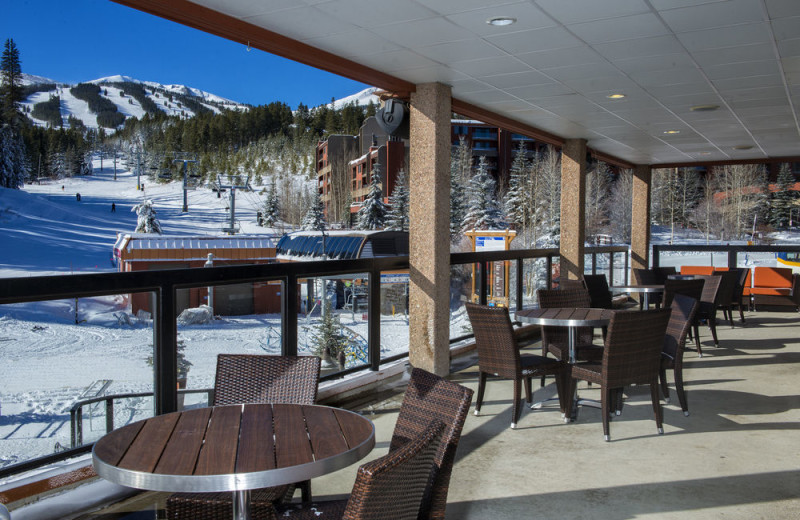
[591,253,597,275]
[479,261,488,305]
[369,268,381,370]
[609,252,615,286]
[546,255,553,289]
[728,248,737,268]
[106,399,114,435]
[516,259,524,311]
[154,286,178,416]
[282,275,298,357]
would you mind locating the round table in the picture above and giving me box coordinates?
[611,284,664,308]
[93,403,375,520]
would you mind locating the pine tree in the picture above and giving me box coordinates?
[0,124,27,188]
[450,136,472,241]
[770,163,797,228]
[261,177,280,227]
[357,164,388,230]
[1,38,23,126]
[302,188,327,231]
[132,199,163,234]
[313,298,349,368]
[504,141,528,230]
[463,156,505,231]
[385,169,409,232]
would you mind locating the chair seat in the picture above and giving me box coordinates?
[520,353,562,377]
[275,499,348,519]
[547,343,604,362]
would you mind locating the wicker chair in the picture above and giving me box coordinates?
[582,274,613,309]
[693,275,723,355]
[536,288,603,362]
[660,294,700,416]
[465,303,564,429]
[632,268,670,308]
[274,420,446,520]
[165,355,321,520]
[662,278,704,309]
[391,368,473,520]
[564,308,671,441]
[715,270,742,327]
[731,267,751,323]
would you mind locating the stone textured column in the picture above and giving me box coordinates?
[408,83,451,376]
[560,139,587,280]
[631,165,652,271]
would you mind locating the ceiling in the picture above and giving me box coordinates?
[117,0,800,168]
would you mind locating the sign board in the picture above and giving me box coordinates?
[475,236,506,252]
[493,261,505,298]
[381,273,409,284]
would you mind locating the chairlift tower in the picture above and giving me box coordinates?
[217,174,252,234]
[173,155,198,213]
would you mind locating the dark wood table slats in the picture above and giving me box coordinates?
[303,406,350,461]
[334,408,373,449]
[235,404,276,474]
[194,405,242,476]
[154,407,212,475]
[119,412,181,472]
[92,421,145,467]
[273,404,314,468]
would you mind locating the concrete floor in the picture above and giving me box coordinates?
[80,308,800,519]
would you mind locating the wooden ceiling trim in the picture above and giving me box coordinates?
[653,157,800,169]
[112,0,416,94]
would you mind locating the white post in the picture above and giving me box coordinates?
[204,253,214,313]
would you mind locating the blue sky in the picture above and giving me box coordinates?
[1,0,370,108]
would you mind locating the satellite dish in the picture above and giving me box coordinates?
[376,99,409,138]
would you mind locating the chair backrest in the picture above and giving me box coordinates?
[714,269,740,306]
[582,274,613,309]
[345,420,446,520]
[213,354,320,406]
[558,279,586,291]
[753,266,793,288]
[390,368,473,520]
[603,308,671,387]
[732,267,751,301]
[536,288,593,350]
[663,294,699,360]
[465,303,520,379]
[663,278,704,308]
[696,274,723,305]
[633,268,659,285]
[653,266,677,282]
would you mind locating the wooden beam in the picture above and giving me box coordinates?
[112,0,416,95]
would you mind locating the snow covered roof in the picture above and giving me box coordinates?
[117,233,276,251]
[276,230,408,260]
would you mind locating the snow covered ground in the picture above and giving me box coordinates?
[1,158,798,472]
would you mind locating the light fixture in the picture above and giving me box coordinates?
[487,16,517,26]
[663,130,681,134]
[733,145,753,150]
[690,104,719,112]
[607,93,626,99]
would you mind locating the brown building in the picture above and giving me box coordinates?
[113,233,279,316]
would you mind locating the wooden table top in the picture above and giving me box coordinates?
[92,403,375,493]
[515,307,614,328]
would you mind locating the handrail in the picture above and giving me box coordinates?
[69,388,214,448]
[652,244,800,269]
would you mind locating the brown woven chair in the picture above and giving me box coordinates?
[582,274,614,309]
[730,267,751,323]
[715,270,741,327]
[465,303,564,429]
[537,288,603,362]
[391,368,473,520]
[274,420,446,520]
[564,308,671,441]
[660,294,700,416]
[165,355,321,520]
[662,278,704,309]
[693,275,723,355]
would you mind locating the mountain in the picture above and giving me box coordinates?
[17,73,249,131]
[328,87,380,109]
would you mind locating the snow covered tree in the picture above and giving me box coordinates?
[260,177,280,227]
[132,199,163,234]
[608,169,633,242]
[770,163,797,228]
[585,162,613,241]
[357,164,388,230]
[463,156,505,231]
[302,188,327,231]
[0,124,27,188]
[313,298,348,368]
[385,169,409,232]
[504,141,529,230]
[450,137,472,241]
[1,38,23,126]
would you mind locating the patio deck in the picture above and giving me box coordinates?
[77,308,800,519]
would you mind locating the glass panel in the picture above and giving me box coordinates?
[380,271,409,360]
[0,291,155,468]
[449,263,474,340]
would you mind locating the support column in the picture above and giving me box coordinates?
[408,83,451,376]
[560,139,587,280]
[631,165,652,271]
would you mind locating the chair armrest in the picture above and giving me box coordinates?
[792,274,800,304]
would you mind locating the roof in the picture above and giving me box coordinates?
[276,230,408,260]
[118,0,800,168]
[115,233,276,251]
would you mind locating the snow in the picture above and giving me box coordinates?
[329,87,379,109]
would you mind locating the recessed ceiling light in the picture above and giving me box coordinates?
[607,93,626,99]
[663,130,681,134]
[486,17,517,26]
[690,104,720,112]
[733,145,753,150]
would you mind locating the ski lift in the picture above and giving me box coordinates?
[158,170,172,179]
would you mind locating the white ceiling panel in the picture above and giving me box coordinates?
[181,0,800,164]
